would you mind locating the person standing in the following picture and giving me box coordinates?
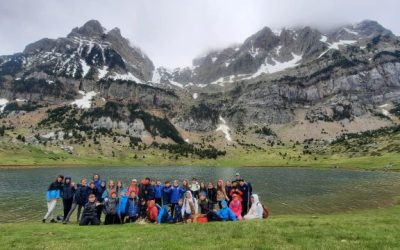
[43,175,64,223]
[62,177,75,221]
[63,178,89,224]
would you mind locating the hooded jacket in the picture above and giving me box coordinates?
[46,180,63,201]
[217,200,237,221]
[162,185,172,204]
[246,194,263,219]
[229,199,242,218]
[157,205,172,224]
[62,177,75,200]
[127,198,139,218]
[146,200,158,222]
[103,197,118,215]
[117,190,129,216]
[181,191,198,215]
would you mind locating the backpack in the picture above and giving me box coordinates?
[262,204,269,219]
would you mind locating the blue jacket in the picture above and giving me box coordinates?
[74,186,90,205]
[126,198,139,218]
[154,185,163,199]
[171,186,184,204]
[118,193,129,216]
[217,201,237,221]
[157,205,172,224]
[162,186,172,204]
[173,205,183,223]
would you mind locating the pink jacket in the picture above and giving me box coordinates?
[229,199,242,219]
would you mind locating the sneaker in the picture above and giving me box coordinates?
[42,219,46,223]
[50,219,57,223]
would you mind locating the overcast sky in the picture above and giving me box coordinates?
[0,0,399,68]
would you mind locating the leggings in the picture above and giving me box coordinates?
[63,198,73,219]
[43,200,57,220]
[64,203,83,222]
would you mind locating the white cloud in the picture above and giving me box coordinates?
[0,0,399,68]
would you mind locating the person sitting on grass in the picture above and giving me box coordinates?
[229,194,243,220]
[182,191,198,223]
[244,194,263,220]
[146,200,158,223]
[103,191,120,225]
[173,199,184,223]
[157,204,173,224]
[137,198,147,222]
[43,175,64,223]
[126,191,139,223]
[198,191,212,214]
[79,194,101,226]
[207,200,237,222]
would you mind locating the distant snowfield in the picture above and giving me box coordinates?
[109,72,143,84]
[318,40,357,58]
[71,91,97,109]
[216,116,232,142]
[251,53,302,78]
[0,98,9,113]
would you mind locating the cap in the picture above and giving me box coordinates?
[235,173,240,176]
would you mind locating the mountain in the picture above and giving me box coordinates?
[0,19,399,162]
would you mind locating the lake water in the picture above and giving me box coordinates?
[0,166,399,223]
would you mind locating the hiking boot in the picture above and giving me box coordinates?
[42,219,46,223]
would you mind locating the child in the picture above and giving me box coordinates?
[162,181,172,206]
[117,189,129,224]
[103,191,120,225]
[116,180,124,198]
[181,191,198,223]
[102,180,116,201]
[173,199,184,223]
[88,181,99,197]
[96,181,106,221]
[225,181,233,202]
[146,200,158,223]
[229,194,243,220]
[217,200,237,221]
[62,177,75,221]
[244,194,263,220]
[43,175,64,223]
[126,191,139,223]
[199,182,207,196]
[128,179,138,196]
[207,182,217,209]
[190,178,200,199]
[79,194,101,226]
[170,180,184,217]
[157,205,173,224]
[197,191,212,214]
[154,180,163,206]
[63,178,89,224]
[138,198,147,221]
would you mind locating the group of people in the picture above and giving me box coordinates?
[43,173,268,226]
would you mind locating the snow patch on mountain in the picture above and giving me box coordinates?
[71,91,97,109]
[216,116,232,141]
[109,72,143,84]
[192,93,198,99]
[98,66,108,79]
[251,53,302,78]
[318,40,357,58]
[0,98,9,113]
[344,28,359,35]
[80,59,91,77]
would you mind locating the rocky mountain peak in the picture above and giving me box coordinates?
[67,19,106,38]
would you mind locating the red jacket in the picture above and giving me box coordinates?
[128,185,138,196]
[146,200,158,222]
[230,188,243,202]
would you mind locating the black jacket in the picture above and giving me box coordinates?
[207,188,217,203]
[74,186,90,205]
[82,202,98,217]
[48,181,63,191]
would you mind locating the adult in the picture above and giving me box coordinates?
[239,179,252,216]
[43,175,64,223]
[139,177,155,201]
[92,174,102,190]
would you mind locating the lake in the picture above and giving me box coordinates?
[0,166,399,223]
